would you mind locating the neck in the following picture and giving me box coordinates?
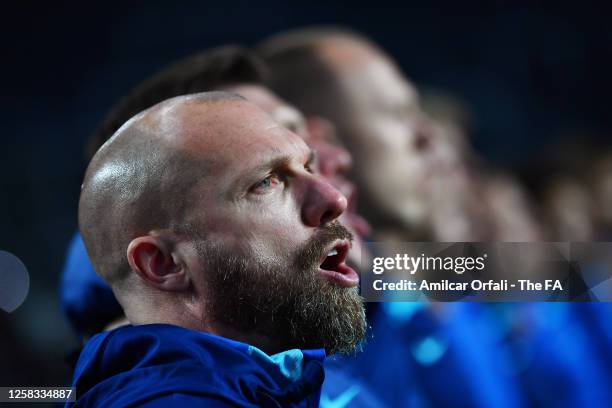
[210,322,288,354]
[126,297,289,354]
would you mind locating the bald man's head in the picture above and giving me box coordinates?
[79,92,244,288]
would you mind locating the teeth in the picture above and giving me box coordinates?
[328,249,338,257]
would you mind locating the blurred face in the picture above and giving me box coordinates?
[323,43,461,230]
[225,84,370,267]
[178,100,366,354]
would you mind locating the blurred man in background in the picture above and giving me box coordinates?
[421,88,542,242]
[260,28,491,243]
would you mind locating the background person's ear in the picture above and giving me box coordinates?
[127,235,190,291]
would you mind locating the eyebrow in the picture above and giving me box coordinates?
[225,147,315,200]
[306,149,317,168]
[244,148,317,179]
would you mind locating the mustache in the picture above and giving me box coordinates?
[295,222,353,272]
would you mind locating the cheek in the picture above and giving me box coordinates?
[232,198,312,259]
[180,241,207,279]
[357,145,423,198]
[359,119,422,165]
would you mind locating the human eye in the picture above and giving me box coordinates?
[304,161,315,174]
[305,151,317,174]
[250,173,281,194]
[288,120,308,138]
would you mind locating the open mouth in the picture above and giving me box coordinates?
[318,240,360,288]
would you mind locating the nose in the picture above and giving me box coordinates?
[319,144,353,177]
[300,175,348,227]
[306,117,353,177]
[412,114,434,152]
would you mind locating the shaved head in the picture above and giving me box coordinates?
[79,92,243,288]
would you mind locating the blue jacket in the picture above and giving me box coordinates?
[69,324,326,407]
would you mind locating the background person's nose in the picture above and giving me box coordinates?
[318,145,353,177]
[306,117,353,177]
[414,129,431,152]
[301,176,348,227]
[411,114,435,152]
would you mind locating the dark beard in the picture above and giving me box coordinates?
[198,222,367,355]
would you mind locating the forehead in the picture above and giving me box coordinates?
[225,84,284,113]
[226,84,305,123]
[174,99,309,169]
[322,41,417,106]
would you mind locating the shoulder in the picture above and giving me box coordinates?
[73,325,283,407]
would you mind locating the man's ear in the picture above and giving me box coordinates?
[127,235,190,291]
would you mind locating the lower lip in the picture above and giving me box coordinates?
[318,263,360,288]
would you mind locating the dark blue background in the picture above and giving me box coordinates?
[1,0,611,385]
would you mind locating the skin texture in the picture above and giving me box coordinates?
[79,92,366,355]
